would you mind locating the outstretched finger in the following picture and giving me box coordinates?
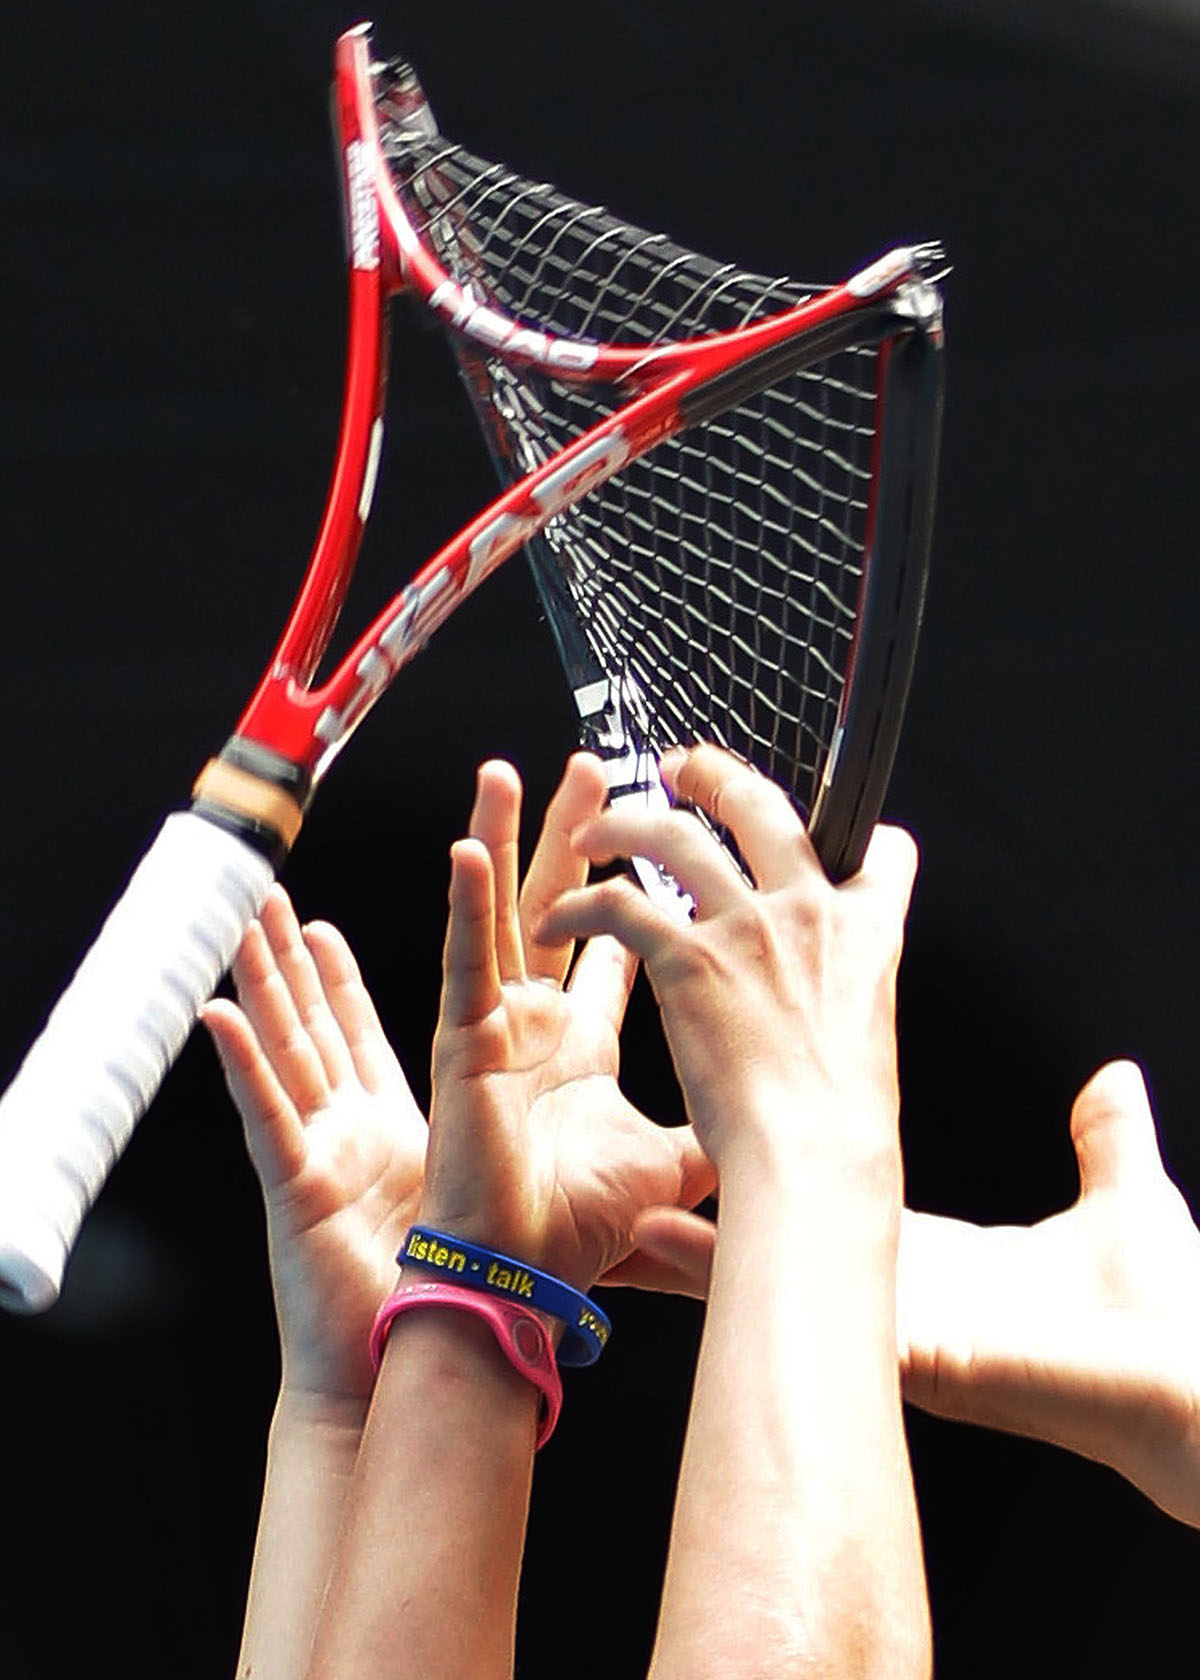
[566,932,639,1035]
[520,752,608,984]
[229,913,333,1121]
[440,838,503,1028]
[661,744,813,892]
[202,999,306,1191]
[1071,1060,1166,1196]
[469,760,525,984]
[302,920,423,1128]
[257,886,357,1089]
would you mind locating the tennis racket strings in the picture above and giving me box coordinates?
[0,28,943,1316]
[375,55,944,854]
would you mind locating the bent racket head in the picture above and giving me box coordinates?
[0,23,944,1314]
[352,28,945,888]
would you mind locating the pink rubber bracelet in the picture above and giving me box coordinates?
[369,1279,563,1448]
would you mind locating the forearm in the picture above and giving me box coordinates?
[238,1388,367,1680]
[651,1123,929,1680]
[305,1304,541,1680]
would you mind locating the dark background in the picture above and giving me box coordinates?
[2,0,1198,1673]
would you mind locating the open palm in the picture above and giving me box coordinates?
[420,756,713,1292]
[611,1059,1200,1526]
[205,886,427,1403]
[898,1060,1200,1525]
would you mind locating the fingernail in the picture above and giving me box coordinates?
[659,746,686,784]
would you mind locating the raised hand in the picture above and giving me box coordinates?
[417,753,712,1290]
[536,742,931,1680]
[204,887,427,1404]
[899,1059,1200,1526]
[536,741,918,1177]
[610,1057,1200,1530]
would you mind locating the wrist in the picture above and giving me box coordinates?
[712,1085,904,1205]
[372,1294,545,1455]
[714,1123,904,1306]
[272,1382,370,1442]
[264,1386,368,1496]
[396,1223,611,1366]
[686,1060,900,1170]
[372,1280,564,1446]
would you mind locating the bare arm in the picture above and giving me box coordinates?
[658,1134,919,1680]
[898,1057,1200,1526]
[235,1390,368,1680]
[543,744,930,1680]
[205,893,427,1680]
[304,755,710,1680]
[306,1307,542,1680]
[611,1059,1200,1531]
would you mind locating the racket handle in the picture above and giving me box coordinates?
[0,811,274,1313]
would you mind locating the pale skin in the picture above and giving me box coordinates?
[206,753,710,1680]
[205,893,427,1406]
[209,736,1200,1680]
[418,760,712,1286]
[610,1060,1200,1530]
[304,754,711,1680]
[540,743,932,1680]
[205,892,427,1680]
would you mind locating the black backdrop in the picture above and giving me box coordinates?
[2,2,1199,1674]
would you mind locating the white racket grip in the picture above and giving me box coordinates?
[0,811,274,1313]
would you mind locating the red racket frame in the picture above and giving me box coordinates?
[0,21,943,1317]
[233,23,934,778]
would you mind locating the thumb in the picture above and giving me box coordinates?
[1071,1059,1165,1197]
[600,1207,716,1300]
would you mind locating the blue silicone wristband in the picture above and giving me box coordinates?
[398,1225,611,1367]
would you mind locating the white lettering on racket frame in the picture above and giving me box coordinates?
[345,140,380,271]
[314,427,631,752]
[466,430,632,589]
[428,279,599,373]
[313,565,455,747]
